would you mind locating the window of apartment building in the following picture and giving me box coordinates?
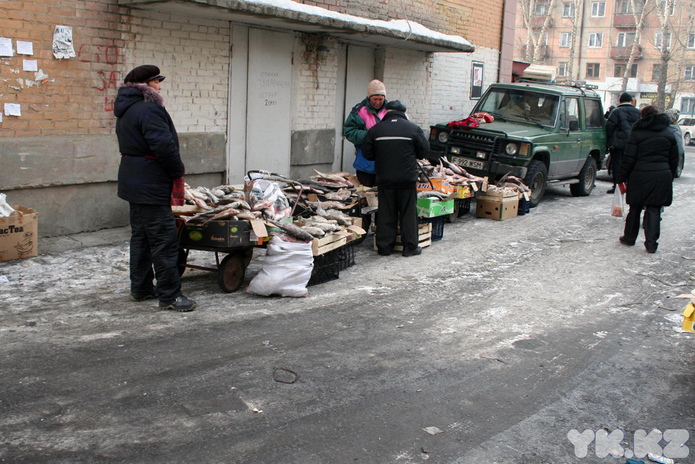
[591,1,606,16]
[685,66,695,81]
[560,32,572,47]
[652,64,662,81]
[616,32,636,47]
[562,2,575,16]
[534,1,550,14]
[655,32,672,49]
[682,97,695,115]
[687,33,695,49]
[658,0,675,15]
[558,62,569,77]
[615,0,644,14]
[586,63,600,78]
[615,63,638,77]
[588,33,603,48]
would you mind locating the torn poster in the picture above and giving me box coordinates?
[52,25,76,59]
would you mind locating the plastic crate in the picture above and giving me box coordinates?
[457,198,471,217]
[421,216,445,241]
[518,197,531,215]
[308,249,340,286]
[338,244,356,270]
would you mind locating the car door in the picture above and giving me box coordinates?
[550,96,582,178]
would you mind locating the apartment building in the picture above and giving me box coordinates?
[515,0,695,113]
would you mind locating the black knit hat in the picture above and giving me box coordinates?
[619,92,633,103]
[124,65,165,84]
[385,100,407,112]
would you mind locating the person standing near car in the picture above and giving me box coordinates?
[606,92,641,193]
[115,65,197,312]
[664,108,685,178]
[616,105,678,254]
[362,100,429,257]
[343,79,389,187]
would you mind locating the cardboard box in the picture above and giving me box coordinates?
[0,206,38,262]
[417,198,455,218]
[179,220,265,248]
[475,196,519,221]
[456,185,473,199]
[417,178,455,195]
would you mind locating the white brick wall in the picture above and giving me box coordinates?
[292,35,340,131]
[126,10,230,134]
[429,46,500,125]
[382,48,432,131]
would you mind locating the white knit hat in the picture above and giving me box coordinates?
[367,79,386,97]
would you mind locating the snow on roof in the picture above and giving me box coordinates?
[246,0,473,49]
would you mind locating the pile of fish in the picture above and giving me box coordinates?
[177,170,364,242]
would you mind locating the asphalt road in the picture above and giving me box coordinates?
[2,148,694,464]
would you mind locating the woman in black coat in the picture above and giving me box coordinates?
[616,105,679,253]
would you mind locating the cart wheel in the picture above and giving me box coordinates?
[242,247,254,267]
[445,200,460,224]
[177,248,189,276]
[218,253,246,293]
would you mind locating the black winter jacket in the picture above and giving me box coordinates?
[605,103,641,150]
[616,113,678,207]
[114,84,185,205]
[362,111,429,188]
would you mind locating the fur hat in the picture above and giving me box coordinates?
[367,79,386,97]
[385,100,406,112]
[664,107,680,123]
[124,65,166,84]
[619,92,633,103]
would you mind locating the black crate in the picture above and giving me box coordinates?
[422,216,445,241]
[518,197,531,215]
[308,249,340,286]
[338,244,356,270]
[457,198,471,217]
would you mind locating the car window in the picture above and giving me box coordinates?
[476,88,559,126]
[584,99,603,128]
[560,97,580,130]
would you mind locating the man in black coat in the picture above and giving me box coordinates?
[362,100,430,257]
[115,65,196,311]
[605,92,641,193]
[615,105,679,253]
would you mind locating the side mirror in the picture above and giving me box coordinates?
[569,120,580,131]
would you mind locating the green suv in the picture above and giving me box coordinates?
[429,82,607,207]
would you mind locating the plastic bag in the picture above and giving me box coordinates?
[246,179,291,221]
[611,187,625,217]
[246,236,313,297]
[0,194,15,218]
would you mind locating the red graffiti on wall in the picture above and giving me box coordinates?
[79,44,123,111]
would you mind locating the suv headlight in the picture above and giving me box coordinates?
[438,131,449,143]
[505,142,518,156]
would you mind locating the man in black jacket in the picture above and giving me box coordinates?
[115,65,196,312]
[362,100,429,257]
[605,92,641,193]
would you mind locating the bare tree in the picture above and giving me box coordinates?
[621,0,651,93]
[519,0,558,62]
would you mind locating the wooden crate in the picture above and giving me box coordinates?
[373,222,432,251]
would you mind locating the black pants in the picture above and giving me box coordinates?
[376,188,418,253]
[609,148,624,185]
[129,203,181,303]
[623,204,661,250]
[356,170,376,188]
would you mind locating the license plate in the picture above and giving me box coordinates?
[451,156,485,171]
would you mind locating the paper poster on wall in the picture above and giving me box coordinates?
[0,38,13,57]
[0,113,3,123]
[4,103,21,117]
[471,62,484,99]
[17,41,33,55]
[23,60,38,72]
[52,25,76,59]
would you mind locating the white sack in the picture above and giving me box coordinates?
[246,236,313,297]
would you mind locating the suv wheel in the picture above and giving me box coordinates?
[523,160,548,208]
[675,152,685,178]
[570,157,597,197]
[685,133,691,146]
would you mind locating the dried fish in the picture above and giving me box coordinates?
[265,218,314,242]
